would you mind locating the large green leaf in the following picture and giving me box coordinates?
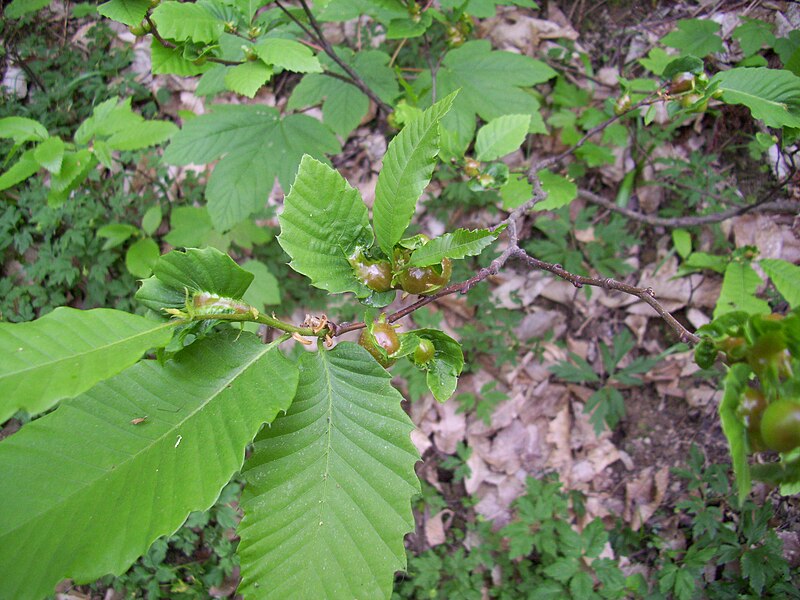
[373,92,456,256]
[534,169,578,211]
[440,0,538,18]
[237,342,420,599]
[414,40,556,156]
[761,258,800,309]
[317,0,406,24]
[136,247,254,313]
[711,67,800,129]
[151,1,225,43]
[74,96,177,150]
[4,0,50,18]
[150,39,209,76]
[224,60,273,98]
[0,149,40,191]
[254,38,323,74]
[475,114,531,161]
[0,308,174,423]
[719,363,752,502]
[661,18,723,57]
[287,48,398,138]
[0,116,48,143]
[278,155,374,296]
[714,261,770,318]
[163,105,340,231]
[33,136,65,174]
[0,331,300,600]
[408,227,500,267]
[97,0,150,26]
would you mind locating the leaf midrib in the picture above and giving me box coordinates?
[376,113,440,251]
[722,87,789,110]
[410,231,492,266]
[309,350,335,588]
[4,340,276,535]
[0,320,175,384]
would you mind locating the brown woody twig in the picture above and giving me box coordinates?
[281,0,393,114]
[578,166,797,228]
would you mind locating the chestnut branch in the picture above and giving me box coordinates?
[332,219,700,345]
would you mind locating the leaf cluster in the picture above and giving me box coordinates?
[550,329,673,434]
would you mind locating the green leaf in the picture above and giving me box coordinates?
[74,96,177,150]
[638,47,674,76]
[141,205,163,237]
[97,0,150,26]
[776,31,800,66]
[0,332,298,599]
[0,307,173,422]
[165,206,214,248]
[241,259,280,308]
[585,387,625,434]
[543,557,580,583]
[408,227,499,267]
[500,172,532,210]
[48,149,97,206]
[318,0,406,24]
[237,342,419,599]
[254,38,322,73]
[151,2,225,43]
[441,0,538,18]
[125,238,160,278]
[661,19,724,57]
[33,136,65,174]
[136,247,254,313]
[386,12,432,39]
[710,67,800,129]
[475,114,531,161]
[163,105,340,231]
[720,363,753,503]
[277,155,373,296]
[575,142,614,167]
[672,229,692,259]
[662,56,705,79]
[97,223,139,250]
[287,48,398,138]
[373,92,457,255]
[732,18,775,57]
[4,0,50,18]
[410,329,464,402]
[714,261,770,318]
[151,39,209,76]
[414,40,556,156]
[534,169,577,211]
[0,116,48,143]
[0,149,40,192]
[760,258,800,309]
[224,60,273,98]
[106,120,178,151]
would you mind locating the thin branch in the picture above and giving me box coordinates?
[578,167,797,227]
[529,94,660,176]
[293,0,393,114]
[509,248,700,344]
[333,220,698,345]
[273,0,318,42]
